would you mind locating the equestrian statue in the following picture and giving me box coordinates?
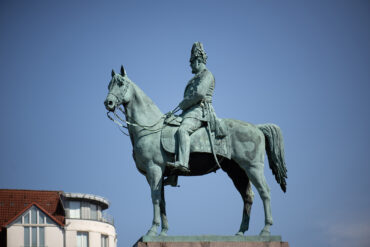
[104,42,287,237]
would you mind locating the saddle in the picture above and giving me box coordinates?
[161,115,231,159]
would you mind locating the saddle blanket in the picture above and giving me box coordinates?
[160,119,231,160]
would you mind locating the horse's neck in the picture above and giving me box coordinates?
[124,82,163,138]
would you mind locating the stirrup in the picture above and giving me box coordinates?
[167,161,190,173]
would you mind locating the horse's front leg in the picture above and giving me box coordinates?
[159,182,169,236]
[145,164,164,236]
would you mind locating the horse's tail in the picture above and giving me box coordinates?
[257,123,287,192]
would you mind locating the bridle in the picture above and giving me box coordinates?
[106,78,180,136]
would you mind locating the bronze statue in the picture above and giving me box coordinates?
[104,42,287,237]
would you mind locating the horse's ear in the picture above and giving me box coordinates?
[120,65,126,76]
[111,69,116,77]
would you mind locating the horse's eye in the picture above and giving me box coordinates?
[117,81,123,87]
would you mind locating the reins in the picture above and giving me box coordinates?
[107,105,180,136]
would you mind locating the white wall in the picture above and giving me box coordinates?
[65,229,77,247]
[45,226,64,247]
[109,234,117,247]
[7,225,23,247]
[65,219,116,247]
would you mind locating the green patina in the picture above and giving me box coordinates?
[104,42,288,238]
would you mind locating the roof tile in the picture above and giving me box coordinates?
[0,189,65,229]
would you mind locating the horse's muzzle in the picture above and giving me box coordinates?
[104,99,115,112]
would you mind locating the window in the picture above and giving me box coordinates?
[101,234,108,247]
[46,216,54,224]
[14,216,22,224]
[31,207,37,224]
[31,227,37,246]
[19,206,51,247]
[90,204,98,220]
[81,202,90,219]
[68,201,102,221]
[39,227,45,246]
[24,227,29,246]
[38,211,46,224]
[69,201,81,218]
[24,211,30,224]
[24,226,44,247]
[77,232,89,247]
[16,205,53,225]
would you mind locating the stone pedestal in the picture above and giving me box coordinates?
[134,235,289,247]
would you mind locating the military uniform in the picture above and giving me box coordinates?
[180,68,214,120]
[169,42,224,171]
[176,68,217,168]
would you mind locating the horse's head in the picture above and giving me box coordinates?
[104,65,132,112]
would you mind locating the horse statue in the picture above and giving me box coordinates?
[104,66,287,237]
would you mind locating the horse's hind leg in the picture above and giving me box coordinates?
[235,180,254,236]
[245,161,273,236]
[159,182,169,236]
[222,161,254,236]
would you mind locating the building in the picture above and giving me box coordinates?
[0,189,117,247]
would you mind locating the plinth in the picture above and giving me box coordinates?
[134,235,290,247]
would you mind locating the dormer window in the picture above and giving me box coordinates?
[13,205,54,247]
[13,205,54,226]
[9,206,53,247]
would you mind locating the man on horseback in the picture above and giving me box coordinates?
[104,43,288,236]
[167,42,225,173]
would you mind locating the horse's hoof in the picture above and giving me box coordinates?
[235,231,244,236]
[159,231,168,236]
[259,229,270,236]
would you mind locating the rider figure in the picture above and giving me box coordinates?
[168,42,225,172]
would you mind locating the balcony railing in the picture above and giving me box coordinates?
[66,213,114,225]
[101,212,114,225]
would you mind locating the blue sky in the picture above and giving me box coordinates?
[1,1,369,246]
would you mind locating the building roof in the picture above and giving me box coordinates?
[62,192,110,210]
[0,189,65,230]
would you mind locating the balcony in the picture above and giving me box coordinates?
[101,212,114,225]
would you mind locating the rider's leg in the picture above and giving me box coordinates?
[176,118,202,169]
